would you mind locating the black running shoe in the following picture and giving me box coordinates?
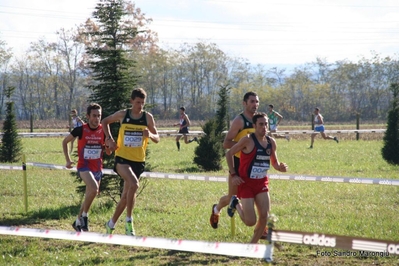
[81,217,89,232]
[227,196,239,217]
[72,220,81,232]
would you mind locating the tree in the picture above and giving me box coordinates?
[381,83,399,165]
[0,86,22,162]
[193,85,229,171]
[77,0,141,200]
[0,40,13,119]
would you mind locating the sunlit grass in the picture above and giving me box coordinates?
[0,136,398,265]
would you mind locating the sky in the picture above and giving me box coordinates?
[1,0,399,67]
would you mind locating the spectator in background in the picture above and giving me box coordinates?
[69,109,83,154]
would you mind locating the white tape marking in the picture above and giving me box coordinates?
[3,162,398,186]
[0,226,271,259]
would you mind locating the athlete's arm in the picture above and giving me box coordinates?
[226,136,251,185]
[274,111,283,125]
[317,114,324,125]
[76,116,84,124]
[183,114,190,128]
[269,137,288,172]
[145,112,160,143]
[223,116,243,149]
[62,127,81,168]
[101,110,126,151]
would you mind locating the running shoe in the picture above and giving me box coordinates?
[227,196,238,217]
[81,217,88,232]
[260,227,268,240]
[72,220,81,232]
[210,204,220,229]
[125,221,135,236]
[334,137,339,143]
[105,221,115,234]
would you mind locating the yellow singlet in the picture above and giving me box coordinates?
[232,113,255,158]
[115,110,148,162]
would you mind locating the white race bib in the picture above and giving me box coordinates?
[250,166,268,179]
[83,145,102,160]
[123,131,143,147]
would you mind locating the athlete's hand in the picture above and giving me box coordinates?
[232,175,245,186]
[106,139,117,151]
[143,129,150,138]
[105,146,112,156]
[65,160,74,169]
[278,162,288,172]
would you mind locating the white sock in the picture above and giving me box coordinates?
[76,218,81,226]
[108,219,115,228]
[82,212,88,217]
[126,217,133,222]
[214,206,220,215]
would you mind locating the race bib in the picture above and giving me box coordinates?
[250,166,268,179]
[83,144,102,160]
[123,131,143,147]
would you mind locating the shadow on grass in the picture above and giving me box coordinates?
[0,204,81,226]
[79,247,240,265]
[0,199,114,227]
[175,166,201,173]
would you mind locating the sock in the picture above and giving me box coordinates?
[108,219,115,228]
[214,205,220,215]
[126,217,133,222]
[82,212,88,217]
[76,218,81,226]
[176,142,180,150]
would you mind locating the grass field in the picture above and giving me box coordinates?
[0,133,398,265]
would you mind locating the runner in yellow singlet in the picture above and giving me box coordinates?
[102,88,160,236]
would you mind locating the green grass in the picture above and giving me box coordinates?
[0,136,398,265]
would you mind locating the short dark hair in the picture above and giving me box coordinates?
[180,106,185,111]
[253,112,268,124]
[131,88,147,100]
[315,107,320,111]
[268,104,274,109]
[243,91,258,102]
[87,103,101,116]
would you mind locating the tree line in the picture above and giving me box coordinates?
[1,1,399,123]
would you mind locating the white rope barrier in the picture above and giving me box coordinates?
[1,162,397,186]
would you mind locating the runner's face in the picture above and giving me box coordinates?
[255,117,268,136]
[87,109,101,128]
[131,97,145,112]
[244,95,259,114]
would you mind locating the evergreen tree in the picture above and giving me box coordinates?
[194,85,230,171]
[381,83,399,165]
[75,0,140,200]
[0,86,22,162]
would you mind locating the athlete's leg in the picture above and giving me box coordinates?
[79,171,99,215]
[110,164,139,223]
[250,192,270,243]
[216,174,238,211]
[236,197,256,227]
[183,134,190,144]
[175,134,182,150]
[321,132,334,140]
[310,132,318,147]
